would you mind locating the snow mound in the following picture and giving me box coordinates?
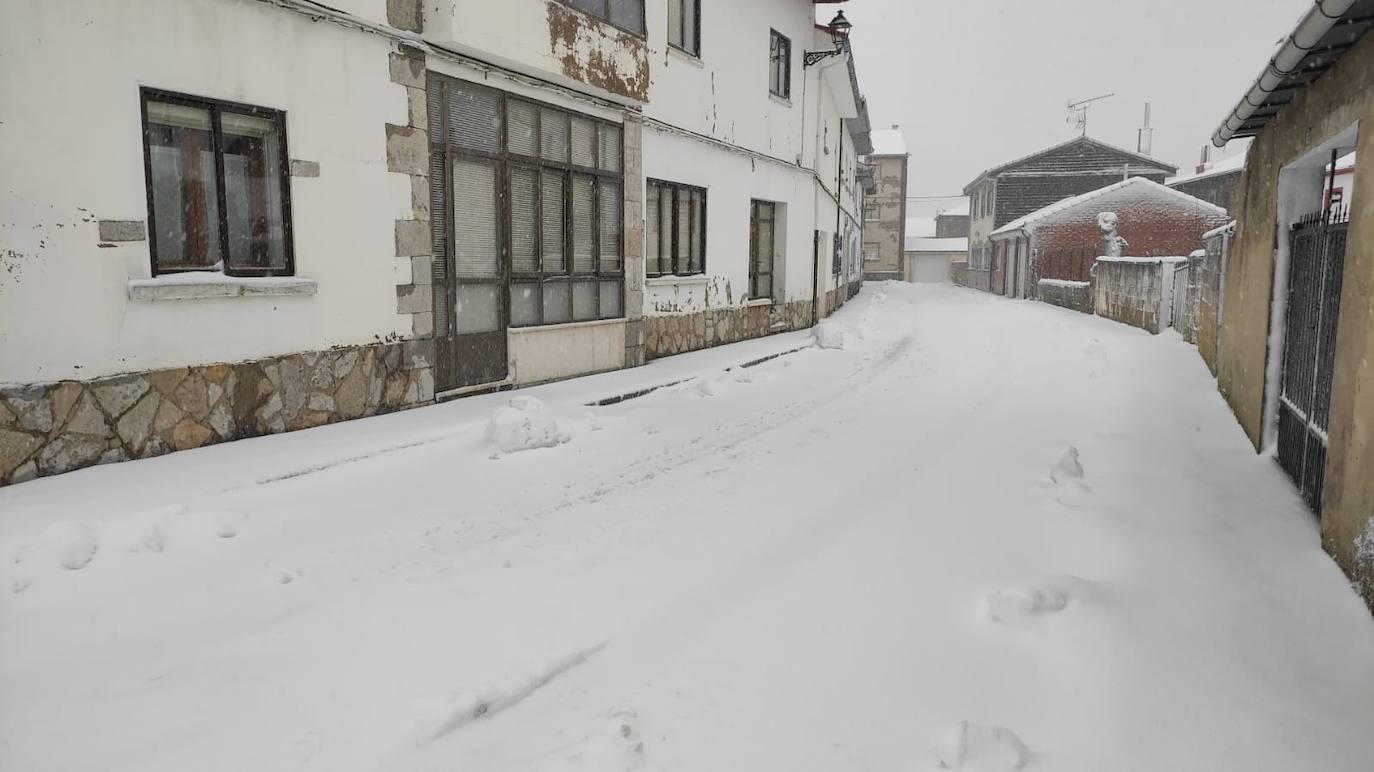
[45,522,99,570]
[1050,446,1084,483]
[694,375,725,397]
[486,397,569,454]
[981,587,1068,626]
[936,721,1029,770]
[813,321,846,350]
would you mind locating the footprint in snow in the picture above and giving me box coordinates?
[981,586,1069,627]
[935,721,1030,770]
[532,708,646,771]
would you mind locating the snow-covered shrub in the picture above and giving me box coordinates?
[485,397,569,454]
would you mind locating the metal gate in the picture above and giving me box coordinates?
[1276,208,1349,514]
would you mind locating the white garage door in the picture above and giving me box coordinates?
[910,254,950,283]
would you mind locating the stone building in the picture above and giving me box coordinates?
[961,136,1177,292]
[1209,0,1374,609]
[0,0,875,486]
[862,127,909,281]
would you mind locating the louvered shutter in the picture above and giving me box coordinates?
[689,189,704,274]
[507,100,538,157]
[646,182,661,275]
[598,180,621,273]
[447,84,501,153]
[598,125,621,173]
[430,151,448,336]
[541,171,565,273]
[510,166,539,274]
[453,158,499,277]
[571,117,596,167]
[541,109,568,163]
[571,174,595,273]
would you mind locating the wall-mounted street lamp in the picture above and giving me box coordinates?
[804,11,852,67]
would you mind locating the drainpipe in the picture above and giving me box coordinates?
[1213,0,1358,146]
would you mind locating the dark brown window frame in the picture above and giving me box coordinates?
[769,29,792,100]
[428,75,625,331]
[667,0,701,57]
[646,178,707,278]
[557,0,647,38]
[748,199,776,300]
[139,87,295,278]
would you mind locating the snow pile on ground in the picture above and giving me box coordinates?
[813,320,846,350]
[44,522,99,570]
[1049,446,1084,483]
[935,721,1030,770]
[485,396,569,453]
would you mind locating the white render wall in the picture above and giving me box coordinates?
[0,0,410,385]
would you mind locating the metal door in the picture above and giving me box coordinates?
[1276,208,1348,514]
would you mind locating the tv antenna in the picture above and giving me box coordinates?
[1066,93,1114,136]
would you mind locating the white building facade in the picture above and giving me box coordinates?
[0,0,872,486]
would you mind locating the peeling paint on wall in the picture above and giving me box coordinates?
[546,1,649,102]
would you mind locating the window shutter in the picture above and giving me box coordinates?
[452,158,499,277]
[541,171,565,273]
[510,166,539,273]
[598,124,621,173]
[675,188,690,274]
[571,117,596,167]
[571,174,595,273]
[689,189,704,274]
[598,180,621,273]
[447,84,501,153]
[507,100,538,157]
[646,182,661,275]
[540,109,569,163]
[430,151,448,336]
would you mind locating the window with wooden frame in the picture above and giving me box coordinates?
[768,30,791,99]
[141,89,293,277]
[428,77,625,330]
[561,0,645,36]
[646,179,706,277]
[668,0,700,56]
[865,201,881,221]
[748,200,776,300]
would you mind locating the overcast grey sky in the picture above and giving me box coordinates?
[833,0,1308,217]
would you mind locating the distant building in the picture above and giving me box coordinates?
[962,136,1178,291]
[863,127,909,281]
[935,200,970,238]
[1167,152,1245,212]
[903,236,967,284]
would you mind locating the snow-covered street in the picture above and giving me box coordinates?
[3,282,1372,771]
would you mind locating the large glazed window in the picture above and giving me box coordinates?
[668,0,700,56]
[769,30,791,99]
[429,77,625,330]
[646,179,706,277]
[141,90,293,277]
[560,0,645,36]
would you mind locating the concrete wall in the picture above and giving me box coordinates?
[1218,29,1374,606]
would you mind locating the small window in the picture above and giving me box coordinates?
[865,203,881,222]
[668,0,700,56]
[646,179,707,277]
[749,200,776,299]
[864,248,880,263]
[142,90,293,276]
[560,0,645,36]
[768,30,791,100]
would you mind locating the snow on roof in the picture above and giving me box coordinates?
[905,237,968,253]
[868,128,908,156]
[1168,152,1246,186]
[905,217,937,238]
[964,135,1176,192]
[939,200,969,217]
[990,176,1227,238]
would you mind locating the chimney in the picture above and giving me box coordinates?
[1136,103,1153,156]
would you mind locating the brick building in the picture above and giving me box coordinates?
[962,136,1177,291]
[988,176,1228,299]
[1167,152,1245,212]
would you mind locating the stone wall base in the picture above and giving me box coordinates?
[0,341,434,486]
[645,299,813,360]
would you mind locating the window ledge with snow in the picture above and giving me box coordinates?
[646,274,710,286]
[128,273,318,302]
[745,298,773,307]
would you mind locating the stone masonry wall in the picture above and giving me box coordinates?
[1094,259,1170,334]
[645,299,811,360]
[0,341,432,486]
[1038,279,1093,314]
